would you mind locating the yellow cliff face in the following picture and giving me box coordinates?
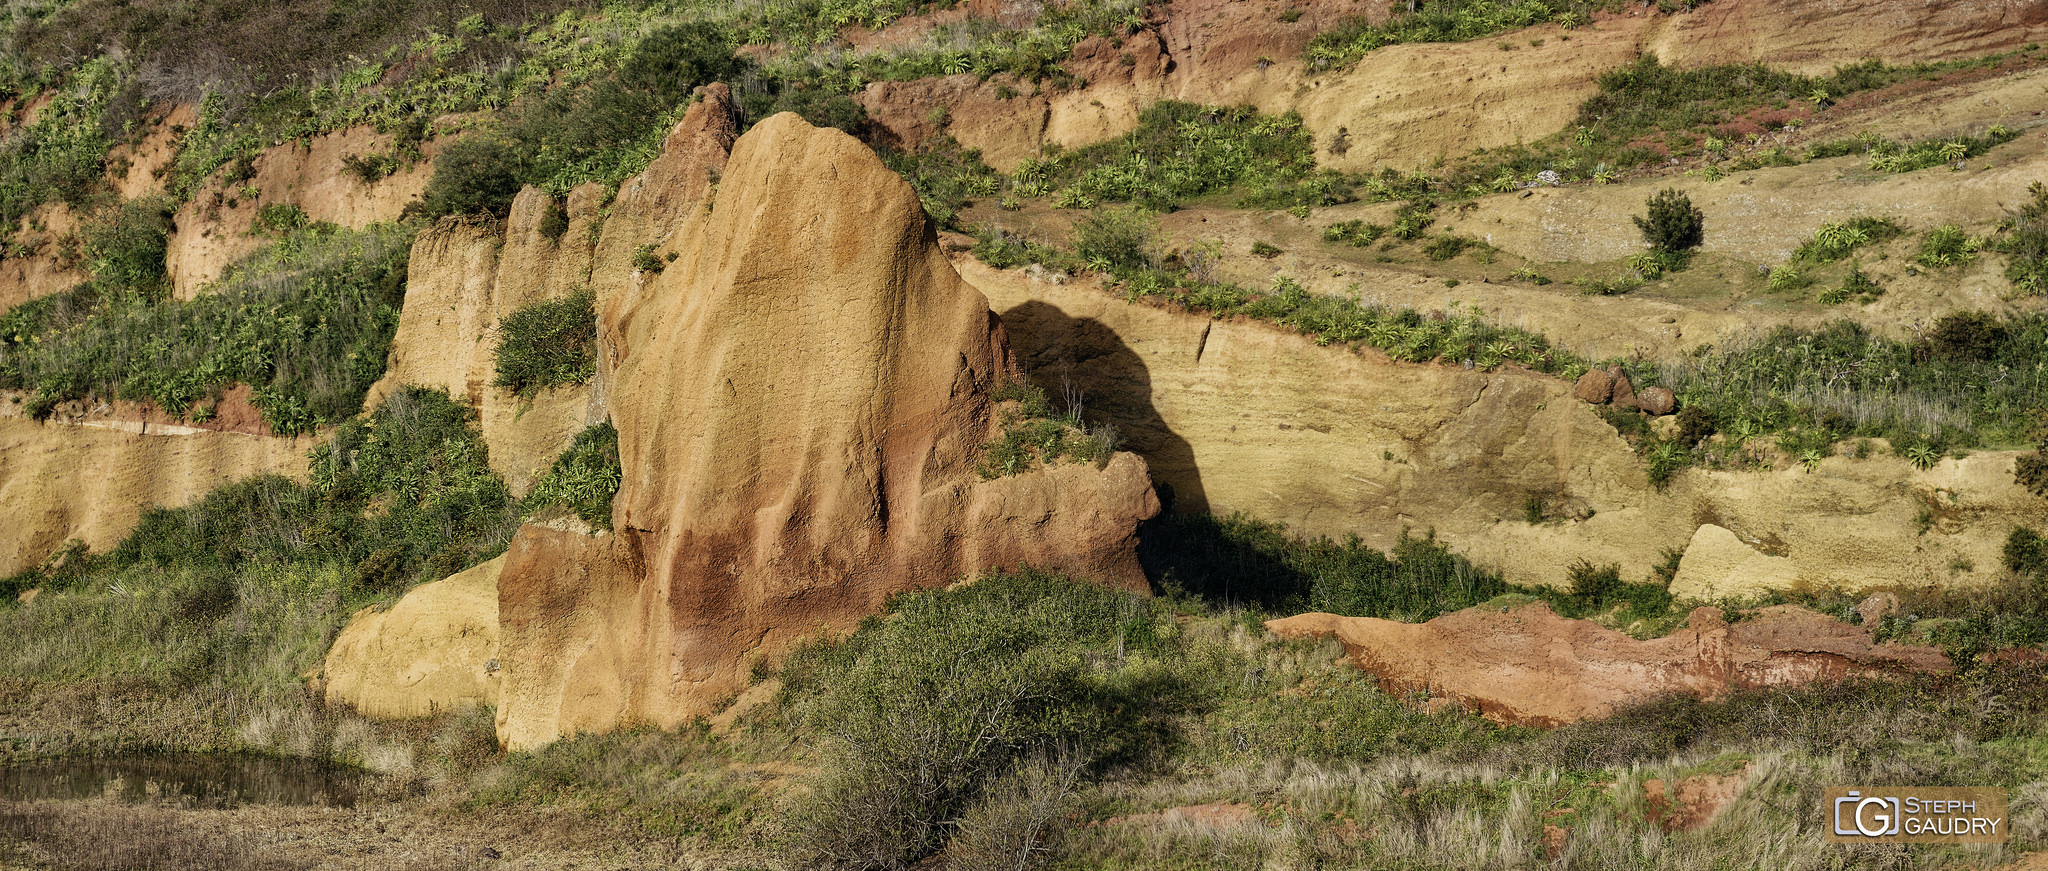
[0,417,310,576]
[958,259,2039,597]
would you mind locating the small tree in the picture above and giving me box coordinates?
[1633,188,1705,254]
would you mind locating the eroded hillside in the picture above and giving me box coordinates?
[2,0,2047,867]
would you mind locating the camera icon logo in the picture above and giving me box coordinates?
[1834,791,1901,838]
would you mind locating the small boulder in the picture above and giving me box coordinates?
[1637,386,1676,416]
[1608,366,1638,409]
[1573,368,1615,404]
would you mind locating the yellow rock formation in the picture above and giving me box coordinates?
[493,109,1159,750]
[322,555,505,719]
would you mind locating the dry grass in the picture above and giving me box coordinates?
[0,800,308,871]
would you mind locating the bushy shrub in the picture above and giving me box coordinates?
[1927,311,2007,362]
[522,422,620,529]
[1916,224,1980,268]
[414,137,525,220]
[2005,526,2048,577]
[106,386,514,589]
[492,287,596,398]
[1632,314,2048,460]
[879,136,1000,229]
[1323,219,1387,247]
[1997,181,2048,296]
[1792,216,1903,264]
[251,202,311,236]
[1633,188,1704,254]
[80,196,177,298]
[777,568,1172,869]
[1073,206,1153,273]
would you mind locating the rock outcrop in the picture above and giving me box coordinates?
[962,261,2039,595]
[365,185,607,495]
[491,111,1158,750]
[167,124,438,299]
[1267,603,1948,726]
[0,417,310,575]
[861,0,2048,174]
[322,555,504,718]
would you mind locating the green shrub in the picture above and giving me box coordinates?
[538,196,569,242]
[1633,188,1704,254]
[522,422,621,530]
[2005,526,2048,578]
[1997,181,2048,296]
[103,386,513,587]
[251,202,312,236]
[2018,438,2048,498]
[879,136,1000,229]
[414,137,526,219]
[0,57,120,233]
[977,382,1115,479]
[1765,264,1811,292]
[1916,224,1980,268]
[492,288,596,398]
[1927,311,2007,362]
[1323,220,1387,247]
[631,244,667,273]
[1073,207,1153,273]
[1014,102,1327,211]
[1423,234,1471,261]
[1390,198,1437,240]
[80,196,177,299]
[1250,240,1282,258]
[777,568,1174,869]
[1857,125,2019,173]
[1630,314,2048,459]
[1791,216,1903,264]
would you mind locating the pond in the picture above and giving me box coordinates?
[0,753,362,808]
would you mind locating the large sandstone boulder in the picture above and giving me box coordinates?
[321,556,504,718]
[493,112,1159,750]
[1267,602,1947,726]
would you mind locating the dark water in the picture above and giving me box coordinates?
[0,753,361,808]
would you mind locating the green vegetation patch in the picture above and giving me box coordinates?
[1303,0,1612,70]
[979,224,1574,372]
[1807,125,2020,173]
[1996,181,2048,296]
[522,421,620,530]
[1439,54,2024,193]
[977,381,1118,479]
[1790,216,1904,264]
[0,222,411,434]
[1011,102,1341,211]
[0,386,514,714]
[1622,313,2048,486]
[492,287,596,399]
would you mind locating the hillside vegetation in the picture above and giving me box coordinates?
[1,0,2047,867]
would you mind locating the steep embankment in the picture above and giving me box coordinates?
[0,417,309,576]
[957,257,2040,596]
[411,102,1163,750]
[167,124,435,299]
[862,0,2048,173]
